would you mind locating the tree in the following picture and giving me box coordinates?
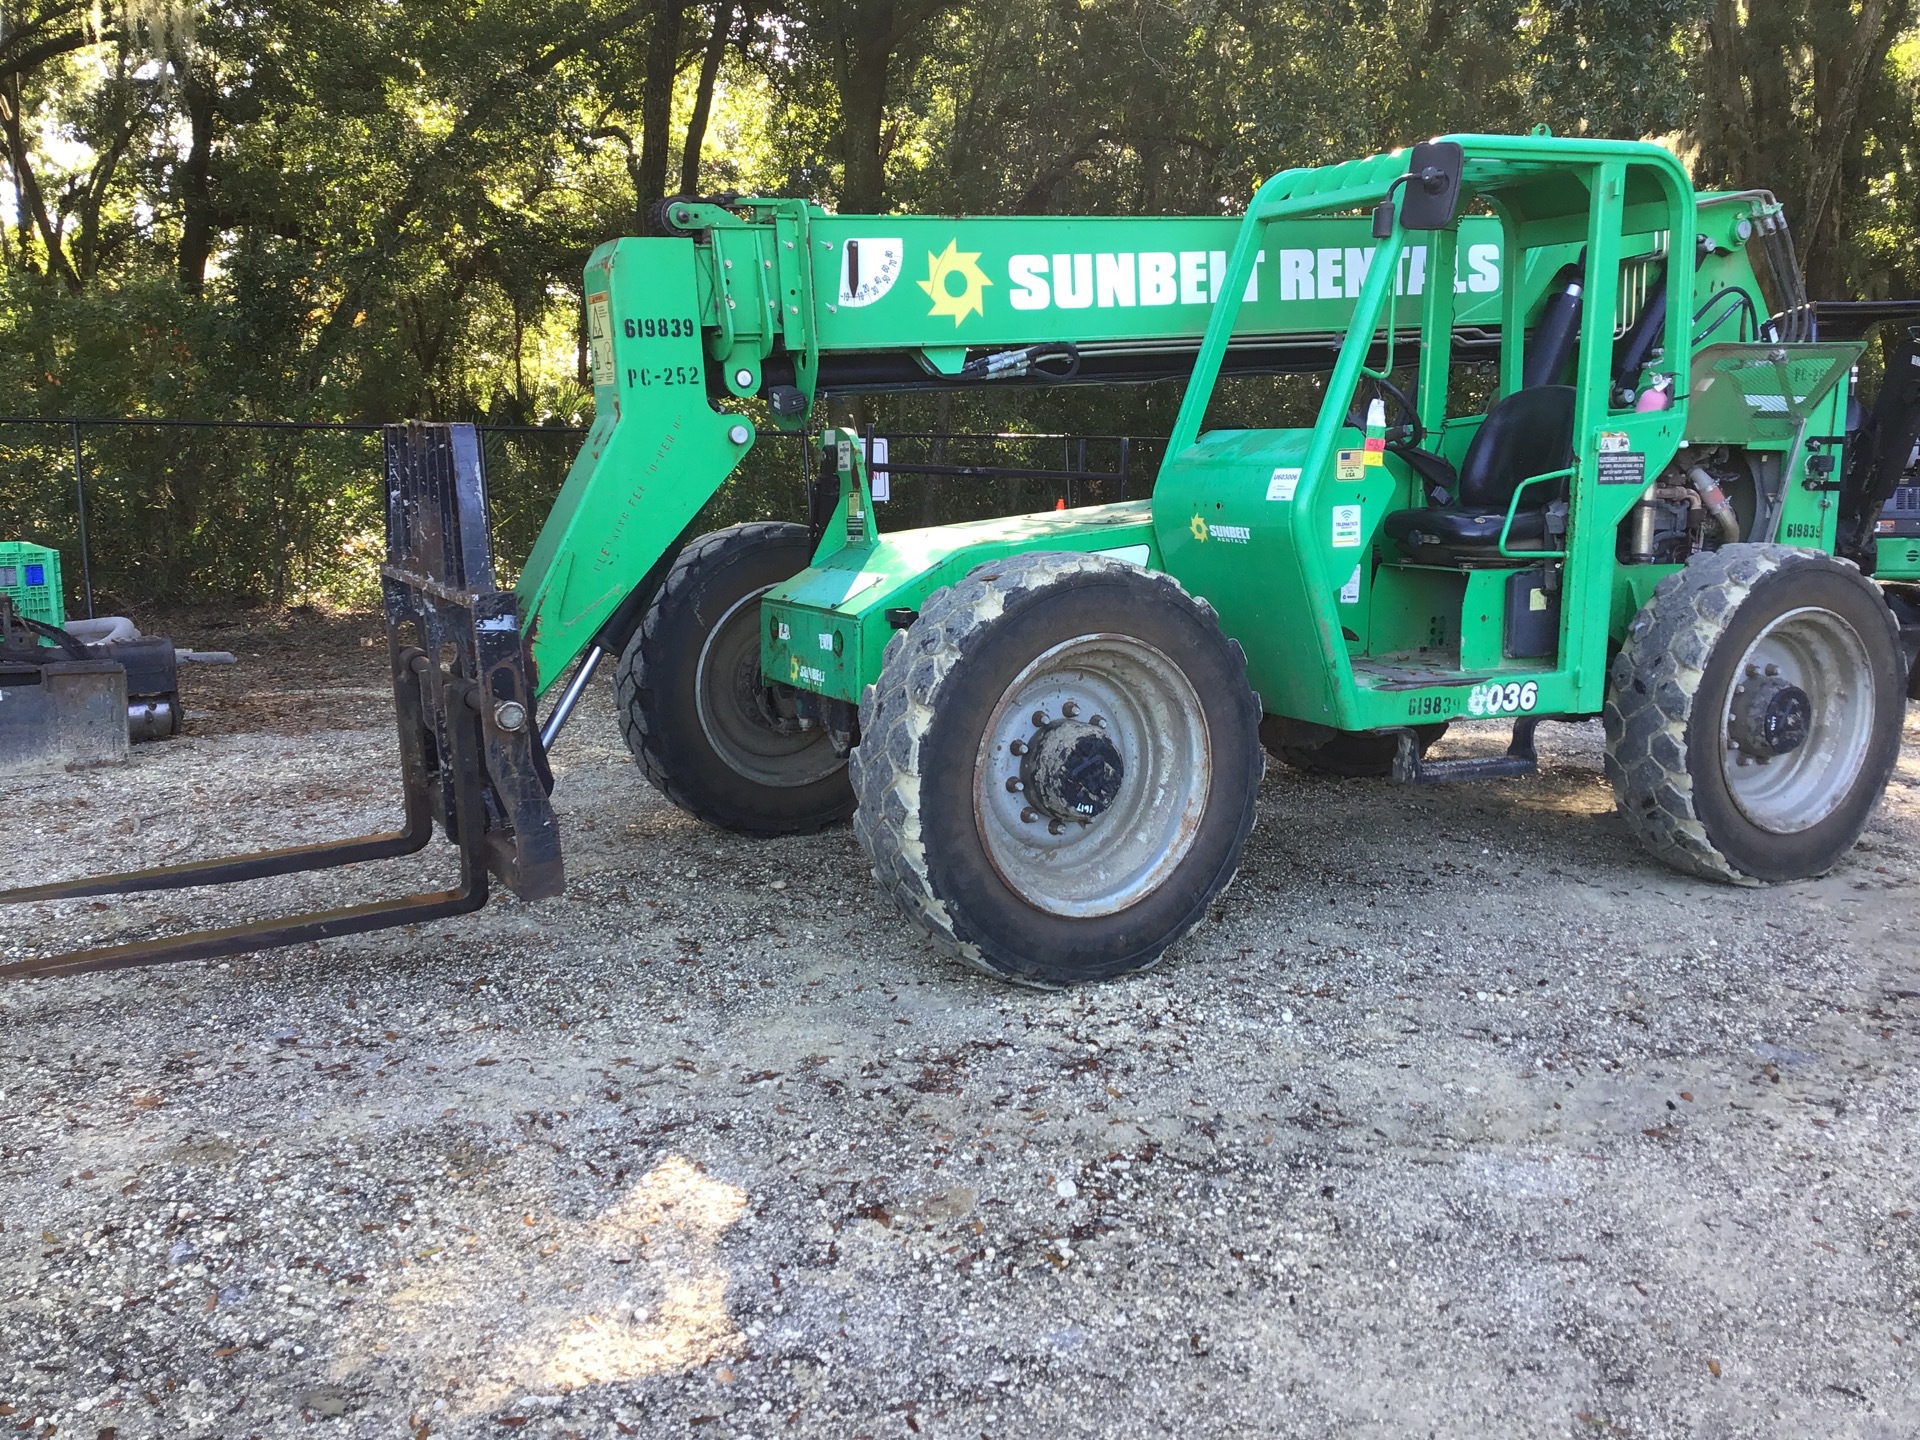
[1,0,1918,607]
[1696,0,1918,298]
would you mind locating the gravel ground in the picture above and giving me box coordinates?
[3,609,1919,1439]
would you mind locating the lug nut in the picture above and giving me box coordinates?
[1764,663,1780,677]
[1005,777,1024,793]
[1020,807,1040,824]
[1031,710,1050,727]
[1061,700,1080,719]
[493,700,528,733]
[1089,715,1107,729]
[1009,739,1027,755]
[1048,819,1065,836]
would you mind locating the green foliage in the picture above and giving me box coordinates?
[0,0,1915,607]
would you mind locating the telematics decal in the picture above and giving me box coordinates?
[919,240,992,325]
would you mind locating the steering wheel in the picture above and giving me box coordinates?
[1345,372,1424,448]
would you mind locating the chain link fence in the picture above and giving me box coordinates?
[0,417,1161,616]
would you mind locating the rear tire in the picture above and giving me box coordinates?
[1603,544,1904,883]
[1263,720,1447,777]
[851,552,1263,986]
[614,522,853,836]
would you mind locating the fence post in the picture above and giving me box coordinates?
[70,421,95,619]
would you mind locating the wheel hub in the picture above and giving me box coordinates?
[1717,606,1875,835]
[1022,719,1125,822]
[691,584,845,789]
[973,633,1212,918]
[1729,670,1811,760]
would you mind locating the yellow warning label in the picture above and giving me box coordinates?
[587,293,615,387]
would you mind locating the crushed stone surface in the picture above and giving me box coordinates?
[3,610,1918,1438]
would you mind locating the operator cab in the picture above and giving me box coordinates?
[1351,151,1699,683]
[1151,136,1703,740]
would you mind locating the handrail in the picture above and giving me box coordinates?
[1496,466,1574,559]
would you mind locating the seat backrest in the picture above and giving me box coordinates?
[1455,385,1577,511]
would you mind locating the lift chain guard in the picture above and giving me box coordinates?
[0,423,561,980]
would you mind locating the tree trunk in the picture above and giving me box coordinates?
[837,27,892,213]
[1796,0,1891,286]
[174,53,218,293]
[75,112,140,283]
[679,1,734,196]
[922,390,951,527]
[1696,0,1913,301]
[636,0,686,211]
[0,73,78,290]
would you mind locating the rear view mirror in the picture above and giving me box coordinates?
[1398,140,1464,230]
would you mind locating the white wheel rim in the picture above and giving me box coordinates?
[1717,605,1875,834]
[972,633,1212,918]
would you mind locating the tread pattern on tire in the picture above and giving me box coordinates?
[851,550,1261,982]
[1601,542,1898,885]
[613,521,853,837]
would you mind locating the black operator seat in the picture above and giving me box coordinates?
[1382,258,1585,563]
[1382,386,1576,558]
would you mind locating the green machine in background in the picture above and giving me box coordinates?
[0,542,64,629]
[12,133,1920,986]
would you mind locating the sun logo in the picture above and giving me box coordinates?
[789,655,801,683]
[1190,514,1208,542]
[918,240,991,325]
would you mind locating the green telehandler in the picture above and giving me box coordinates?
[8,132,1920,987]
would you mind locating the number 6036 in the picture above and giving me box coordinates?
[1467,680,1538,716]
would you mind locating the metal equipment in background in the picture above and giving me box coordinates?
[0,425,561,979]
[0,597,128,776]
[0,586,236,768]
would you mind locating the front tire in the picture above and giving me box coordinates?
[614,523,854,836]
[851,552,1263,986]
[1603,544,1905,883]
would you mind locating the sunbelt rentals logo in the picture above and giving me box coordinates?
[919,239,991,325]
[1190,515,1250,544]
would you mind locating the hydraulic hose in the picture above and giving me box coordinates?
[957,343,1082,383]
